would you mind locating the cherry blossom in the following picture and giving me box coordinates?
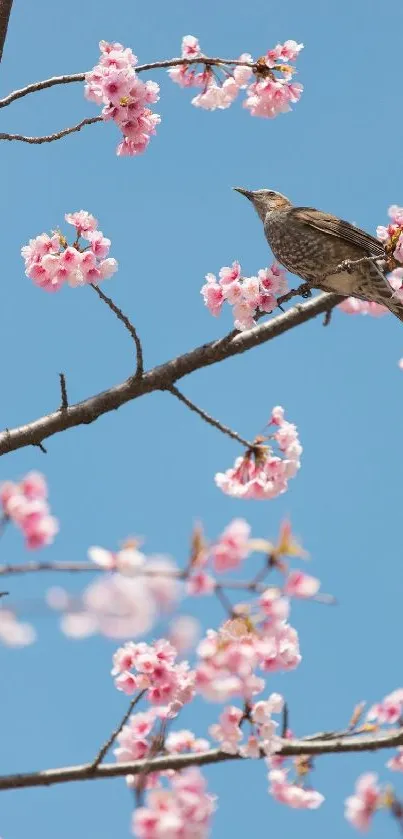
[168,36,303,119]
[168,616,201,654]
[85,41,160,156]
[0,610,36,646]
[338,298,388,317]
[22,212,118,292]
[268,767,324,809]
[133,767,216,839]
[201,260,287,330]
[345,773,381,831]
[0,472,58,549]
[366,689,403,726]
[388,748,403,772]
[112,639,195,713]
[209,518,251,572]
[284,570,320,599]
[195,613,300,703]
[215,407,301,499]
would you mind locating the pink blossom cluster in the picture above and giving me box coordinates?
[85,40,160,156]
[0,609,36,647]
[168,36,303,119]
[209,694,283,757]
[187,519,251,595]
[21,211,118,292]
[0,472,58,550]
[201,260,288,330]
[112,638,195,713]
[268,767,324,809]
[133,767,216,839]
[377,204,403,266]
[215,406,302,499]
[338,298,388,317]
[345,773,382,831]
[195,607,300,703]
[115,707,208,767]
[48,545,180,640]
[366,688,403,726]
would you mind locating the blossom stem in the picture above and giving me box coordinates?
[168,385,252,448]
[90,690,146,770]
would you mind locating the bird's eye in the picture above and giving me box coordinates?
[267,191,276,198]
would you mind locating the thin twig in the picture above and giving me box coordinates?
[0,117,102,145]
[0,727,402,791]
[33,442,47,454]
[0,0,13,62]
[90,690,146,770]
[59,373,68,410]
[168,385,252,448]
[281,703,289,738]
[214,584,235,616]
[91,284,144,378]
[0,292,342,457]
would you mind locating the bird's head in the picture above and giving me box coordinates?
[233,188,291,221]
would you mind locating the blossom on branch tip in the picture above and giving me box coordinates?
[215,407,301,500]
[22,212,118,292]
[0,472,58,549]
[168,36,303,119]
[85,41,160,157]
[268,767,324,809]
[345,773,381,831]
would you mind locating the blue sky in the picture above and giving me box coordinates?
[0,0,402,836]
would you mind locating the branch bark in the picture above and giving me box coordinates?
[0,292,341,457]
[0,727,401,792]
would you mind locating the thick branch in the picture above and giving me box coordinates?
[0,728,402,792]
[0,0,13,62]
[0,292,341,456]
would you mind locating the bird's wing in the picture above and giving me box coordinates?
[291,207,385,256]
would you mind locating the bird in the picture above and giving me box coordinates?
[233,187,403,322]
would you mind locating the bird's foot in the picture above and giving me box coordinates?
[339,259,353,274]
[297,281,313,299]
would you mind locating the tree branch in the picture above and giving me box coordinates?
[0,117,102,144]
[168,385,252,448]
[0,56,259,110]
[0,292,341,457]
[90,691,146,770]
[91,284,143,377]
[0,727,401,792]
[0,0,13,62]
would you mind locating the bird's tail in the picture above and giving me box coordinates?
[356,261,403,323]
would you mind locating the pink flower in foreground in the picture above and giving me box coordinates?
[201,260,287,329]
[284,570,320,599]
[85,41,160,157]
[168,616,201,654]
[388,748,403,773]
[215,407,301,500]
[133,768,216,839]
[366,689,403,726]
[0,472,58,549]
[268,768,324,809]
[22,213,118,292]
[210,518,251,572]
[345,773,381,831]
[168,36,303,119]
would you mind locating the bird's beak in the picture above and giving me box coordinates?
[233,187,254,200]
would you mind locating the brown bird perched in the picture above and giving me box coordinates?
[233,188,403,322]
